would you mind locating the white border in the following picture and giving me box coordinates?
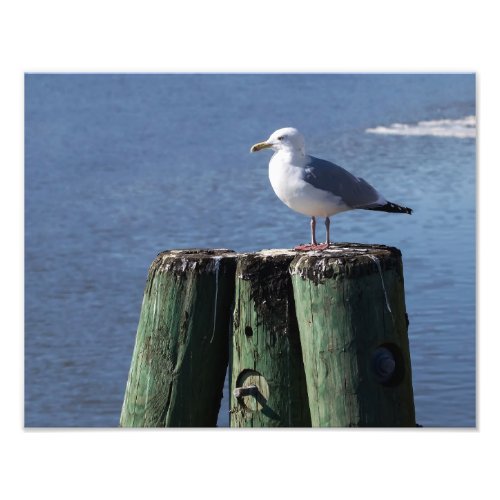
[3,0,498,498]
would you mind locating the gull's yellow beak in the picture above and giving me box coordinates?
[250,141,272,153]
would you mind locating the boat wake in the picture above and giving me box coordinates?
[366,115,476,139]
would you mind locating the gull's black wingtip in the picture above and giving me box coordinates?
[363,201,413,215]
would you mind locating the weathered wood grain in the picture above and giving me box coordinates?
[230,250,311,427]
[120,249,236,427]
[120,244,416,428]
[290,243,416,427]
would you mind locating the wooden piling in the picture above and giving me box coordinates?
[290,243,416,427]
[120,249,236,427]
[230,250,311,427]
[120,244,416,428]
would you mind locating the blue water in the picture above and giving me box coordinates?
[25,74,476,427]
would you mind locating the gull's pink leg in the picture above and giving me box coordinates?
[325,216,331,246]
[311,216,318,246]
[295,216,329,251]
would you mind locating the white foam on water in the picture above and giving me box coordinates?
[366,115,476,138]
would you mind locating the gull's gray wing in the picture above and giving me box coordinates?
[302,155,384,208]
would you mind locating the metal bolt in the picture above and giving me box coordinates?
[233,384,258,398]
[372,347,396,383]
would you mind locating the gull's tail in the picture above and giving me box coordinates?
[363,201,413,215]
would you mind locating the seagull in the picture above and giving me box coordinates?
[251,127,412,251]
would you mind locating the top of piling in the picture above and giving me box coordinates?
[249,243,401,258]
[288,243,403,284]
[234,243,403,285]
[148,244,402,280]
[152,244,401,262]
[147,248,237,277]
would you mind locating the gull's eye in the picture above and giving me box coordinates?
[277,135,285,141]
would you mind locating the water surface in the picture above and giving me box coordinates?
[25,74,476,427]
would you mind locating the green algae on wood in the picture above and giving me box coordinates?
[120,249,236,427]
[230,250,311,427]
[290,243,416,427]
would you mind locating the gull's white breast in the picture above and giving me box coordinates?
[269,154,350,217]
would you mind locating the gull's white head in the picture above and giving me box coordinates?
[250,127,306,155]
